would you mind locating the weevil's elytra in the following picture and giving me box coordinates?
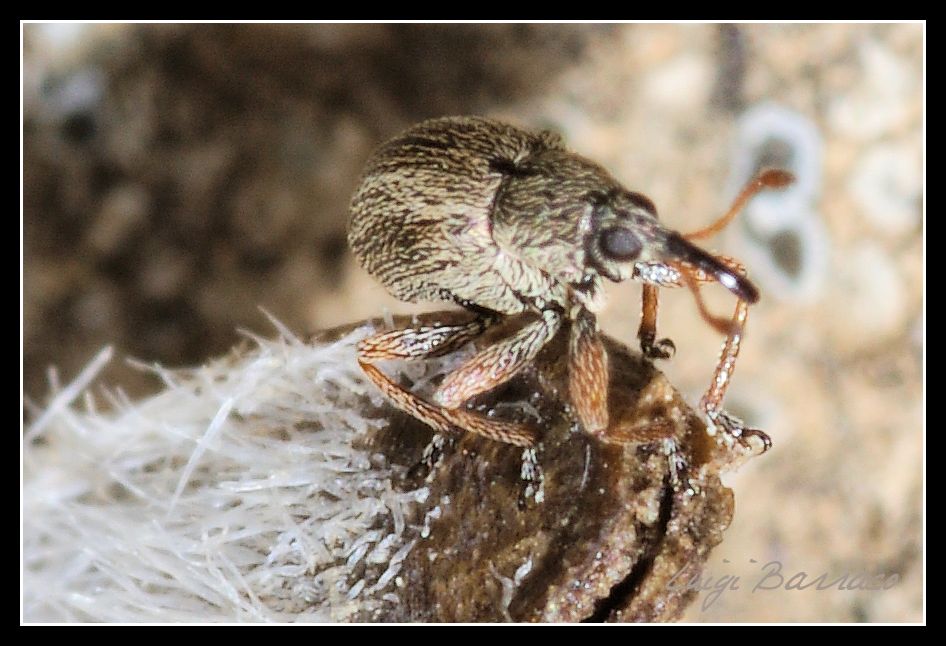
[349,116,792,453]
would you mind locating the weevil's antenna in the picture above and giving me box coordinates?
[684,168,794,241]
[658,168,793,337]
[680,268,740,337]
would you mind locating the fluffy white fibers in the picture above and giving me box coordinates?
[23,320,433,622]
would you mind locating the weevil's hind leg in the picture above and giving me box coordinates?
[358,362,535,446]
[358,314,500,361]
[568,309,610,435]
[433,309,564,410]
[357,318,536,447]
[637,284,676,360]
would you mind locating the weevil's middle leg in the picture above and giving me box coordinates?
[569,308,610,435]
[357,316,537,447]
[637,284,676,360]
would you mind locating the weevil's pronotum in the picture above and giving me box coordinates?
[349,116,791,450]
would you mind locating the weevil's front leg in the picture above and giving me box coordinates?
[569,308,610,435]
[639,258,771,452]
[357,316,536,447]
[676,260,771,453]
[637,284,676,360]
[433,308,564,409]
[696,296,771,453]
[697,295,747,418]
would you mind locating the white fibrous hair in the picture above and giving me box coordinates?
[23,319,433,622]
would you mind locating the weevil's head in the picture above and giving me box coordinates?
[584,189,759,305]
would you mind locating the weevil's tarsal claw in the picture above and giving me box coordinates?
[741,428,773,453]
[643,337,676,360]
[702,407,772,456]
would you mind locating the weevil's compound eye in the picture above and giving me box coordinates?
[599,227,643,262]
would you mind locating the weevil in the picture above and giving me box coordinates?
[348,116,791,450]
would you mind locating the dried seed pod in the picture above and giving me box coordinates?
[334,312,759,622]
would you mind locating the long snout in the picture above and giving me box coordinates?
[662,232,759,304]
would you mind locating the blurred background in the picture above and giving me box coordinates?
[22,23,923,622]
